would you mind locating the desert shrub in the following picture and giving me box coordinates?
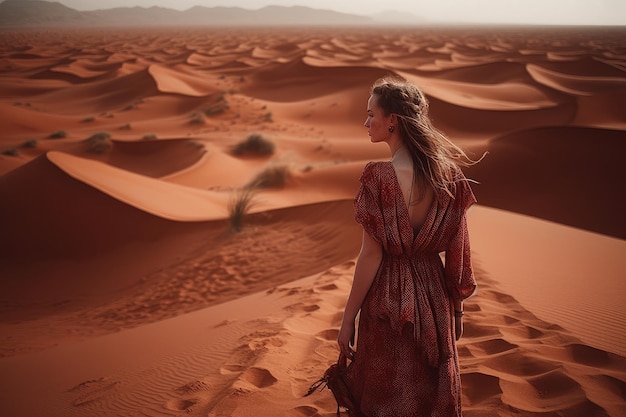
[189,112,206,125]
[81,116,95,123]
[85,132,112,154]
[245,164,290,189]
[48,130,67,139]
[118,123,132,130]
[21,139,37,148]
[263,112,273,122]
[203,95,229,116]
[232,133,275,157]
[142,133,158,140]
[2,148,18,156]
[229,189,255,233]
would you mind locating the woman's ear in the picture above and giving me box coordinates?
[389,113,398,128]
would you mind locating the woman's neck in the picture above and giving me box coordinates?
[391,145,411,166]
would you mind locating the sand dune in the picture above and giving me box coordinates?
[148,63,221,97]
[464,125,626,238]
[1,26,625,417]
[47,151,230,221]
[527,61,626,95]
[35,67,160,114]
[240,58,389,102]
[103,137,208,177]
[403,73,562,110]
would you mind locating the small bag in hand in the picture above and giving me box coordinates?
[305,353,364,417]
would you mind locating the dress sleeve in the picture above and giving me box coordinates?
[354,162,384,243]
[444,178,477,303]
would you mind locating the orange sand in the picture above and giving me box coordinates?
[0,26,625,417]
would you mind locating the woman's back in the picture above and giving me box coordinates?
[392,160,435,234]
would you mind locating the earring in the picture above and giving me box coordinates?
[388,126,395,133]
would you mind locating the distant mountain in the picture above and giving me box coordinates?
[0,0,414,28]
[0,0,85,26]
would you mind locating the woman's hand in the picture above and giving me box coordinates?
[337,320,356,360]
[455,315,463,340]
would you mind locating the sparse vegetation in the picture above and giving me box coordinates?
[229,188,255,233]
[85,132,112,154]
[142,133,158,140]
[48,130,67,139]
[81,116,95,123]
[245,163,291,189]
[2,148,19,156]
[189,112,206,125]
[21,139,37,148]
[263,112,273,122]
[119,123,132,130]
[232,133,275,157]
[202,95,229,116]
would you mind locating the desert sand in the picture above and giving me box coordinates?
[0,26,625,417]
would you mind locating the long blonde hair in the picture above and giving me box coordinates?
[371,76,478,199]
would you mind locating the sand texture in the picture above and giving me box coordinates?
[1,26,625,417]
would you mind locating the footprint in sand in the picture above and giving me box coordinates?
[499,323,545,340]
[316,282,339,291]
[315,328,339,342]
[164,398,197,412]
[314,342,340,360]
[284,302,321,314]
[239,367,278,389]
[292,405,321,416]
[220,363,248,374]
[461,320,502,339]
[175,380,210,394]
[500,369,603,415]
[68,376,119,407]
[461,372,503,405]
[466,338,518,356]
[482,351,562,379]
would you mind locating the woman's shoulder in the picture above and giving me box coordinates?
[361,160,389,177]
[360,161,395,188]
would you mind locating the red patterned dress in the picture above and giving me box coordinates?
[348,161,477,417]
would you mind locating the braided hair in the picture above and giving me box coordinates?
[371,76,477,199]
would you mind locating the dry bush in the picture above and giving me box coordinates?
[229,188,255,233]
[2,148,18,156]
[85,132,112,154]
[203,95,229,116]
[48,130,67,139]
[245,164,291,189]
[232,133,275,157]
[21,139,37,148]
[189,112,206,125]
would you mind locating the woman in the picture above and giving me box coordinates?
[337,76,478,417]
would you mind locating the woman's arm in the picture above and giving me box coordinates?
[337,229,383,359]
[454,299,464,340]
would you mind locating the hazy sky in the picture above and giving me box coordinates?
[54,0,626,25]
